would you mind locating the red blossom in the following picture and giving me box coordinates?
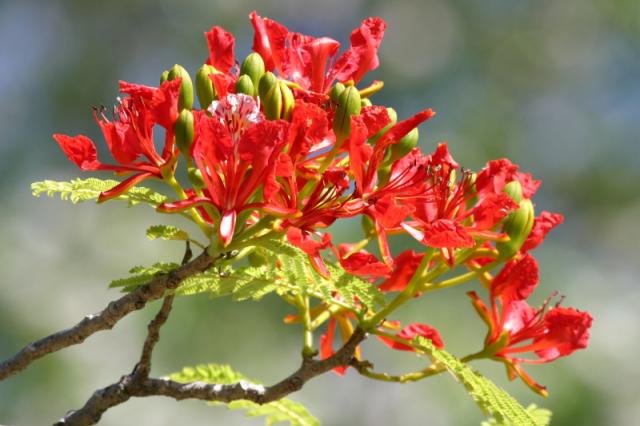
[467,253,592,395]
[378,250,424,292]
[250,12,386,92]
[54,79,181,201]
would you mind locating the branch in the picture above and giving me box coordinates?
[55,328,368,425]
[0,248,215,382]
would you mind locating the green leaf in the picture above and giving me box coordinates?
[167,363,319,426]
[482,405,552,426]
[109,262,179,291]
[146,224,190,242]
[255,238,383,312]
[412,336,544,426]
[31,178,168,207]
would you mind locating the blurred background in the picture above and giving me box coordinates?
[0,0,638,424]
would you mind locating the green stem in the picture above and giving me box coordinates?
[164,174,211,236]
[421,261,499,293]
[297,295,315,358]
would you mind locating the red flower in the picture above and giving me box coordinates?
[158,94,287,245]
[475,158,541,199]
[467,253,592,395]
[338,244,391,280]
[54,79,181,201]
[378,250,424,292]
[378,322,444,351]
[250,12,386,92]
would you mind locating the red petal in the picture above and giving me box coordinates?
[378,322,444,351]
[96,120,141,165]
[249,11,288,72]
[98,172,156,203]
[205,26,235,72]
[521,211,564,252]
[157,197,215,213]
[360,105,392,138]
[422,219,475,248]
[151,79,181,130]
[472,193,519,230]
[332,17,387,84]
[378,250,423,292]
[319,319,347,375]
[338,245,391,278]
[534,307,592,360]
[54,134,102,171]
[491,253,539,302]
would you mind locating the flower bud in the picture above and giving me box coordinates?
[329,82,345,103]
[280,81,295,121]
[503,180,523,204]
[174,109,194,154]
[496,198,535,259]
[259,72,282,120]
[389,127,419,161]
[196,64,217,109]
[240,52,266,89]
[333,86,361,140]
[369,108,397,145]
[160,70,170,84]
[258,71,278,99]
[235,75,255,96]
[168,64,194,110]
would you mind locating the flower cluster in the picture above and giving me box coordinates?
[53,12,591,395]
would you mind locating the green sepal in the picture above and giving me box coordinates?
[390,127,419,161]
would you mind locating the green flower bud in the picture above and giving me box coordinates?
[369,108,397,145]
[240,53,266,89]
[280,81,295,121]
[258,71,278,99]
[259,72,282,120]
[377,164,392,186]
[174,109,194,154]
[390,127,419,161]
[333,86,362,141]
[235,75,255,96]
[196,64,217,109]
[168,64,194,111]
[503,180,523,204]
[329,82,346,103]
[361,98,373,108]
[187,167,205,188]
[496,198,535,259]
[160,70,170,84]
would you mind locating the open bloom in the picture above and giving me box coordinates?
[250,12,386,93]
[158,94,287,245]
[54,80,181,201]
[467,253,592,395]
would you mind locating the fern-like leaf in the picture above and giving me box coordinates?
[31,178,168,207]
[167,364,319,426]
[109,262,179,291]
[413,336,544,426]
[146,224,190,241]
[482,404,552,426]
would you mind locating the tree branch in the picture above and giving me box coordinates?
[0,249,215,382]
[55,328,368,425]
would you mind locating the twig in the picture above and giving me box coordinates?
[134,295,175,379]
[0,248,215,381]
[55,328,368,425]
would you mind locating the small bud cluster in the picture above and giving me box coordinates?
[52,11,591,396]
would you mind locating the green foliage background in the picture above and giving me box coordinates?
[1,0,638,424]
